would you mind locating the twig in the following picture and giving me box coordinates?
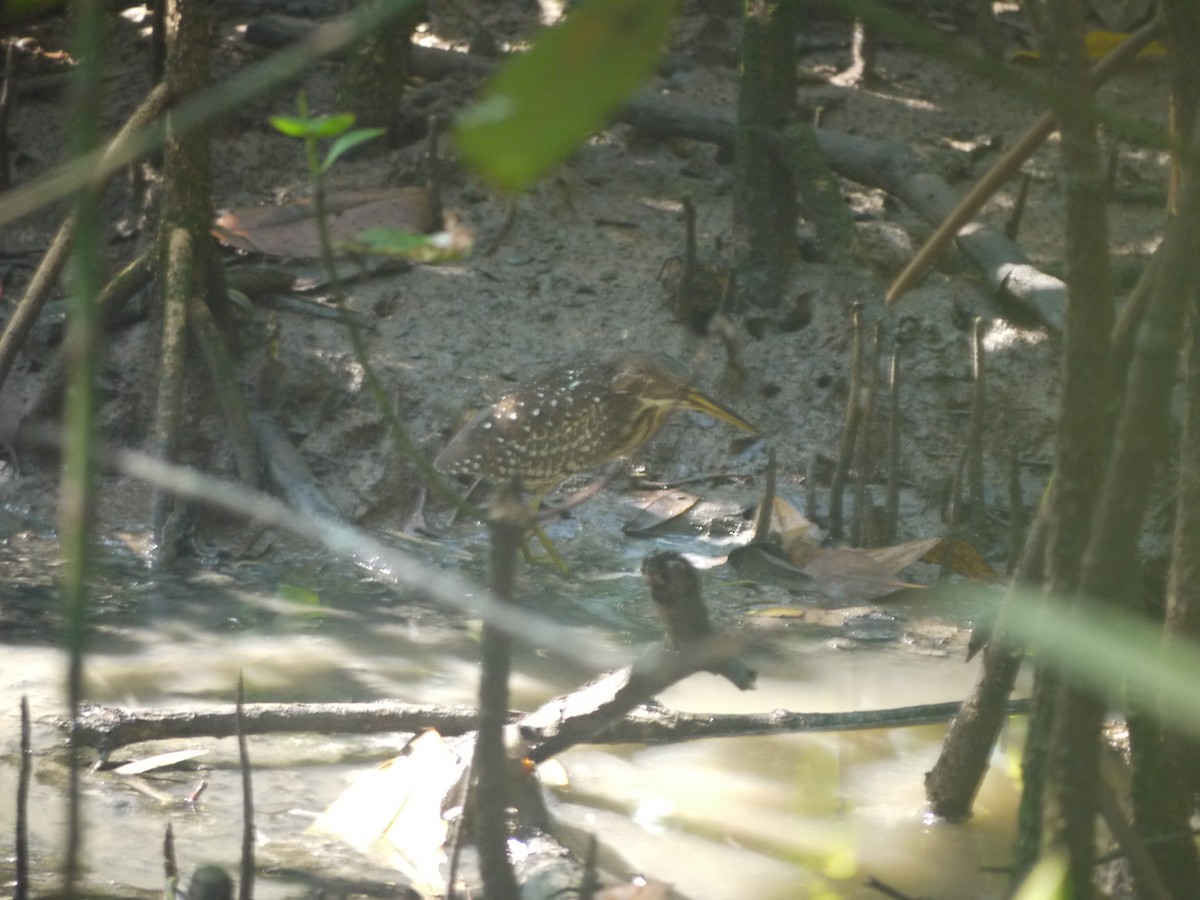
[163,823,178,900]
[425,114,445,228]
[0,39,16,189]
[236,675,254,900]
[16,695,30,900]
[829,302,865,539]
[925,500,1047,818]
[967,317,987,535]
[66,696,1033,755]
[61,4,107,895]
[473,488,523,900]
[884,343,901,543]
[863,875,918,900]
[944,447,968,581]
[751,446,777,543]
[1005,172,1032,240]
[1096,776,1173,900]
[580,834,600,900]
[1007,442,1025,574]
[851,321,881,546]
[805,450,819,520]
[885,15,1164,303]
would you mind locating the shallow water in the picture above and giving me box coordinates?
[0,508,1024,899]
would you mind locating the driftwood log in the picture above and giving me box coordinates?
[65,696,1032,756]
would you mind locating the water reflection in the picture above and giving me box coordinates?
[0,522,1022,898]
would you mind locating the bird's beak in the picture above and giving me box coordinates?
[680,388,759,436]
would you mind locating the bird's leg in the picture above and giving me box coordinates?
[525,519,570,574]
[523,490,570,574]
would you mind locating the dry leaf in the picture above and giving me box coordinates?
[920,536,998,580]
[728,542,812,584]
[770,495,821,549]
[1010,30,1166,64]
[310,729,469,897]
[797,547,921,605]
[860,537,942,574]
[214,187,432,258]
[623,490,700,536]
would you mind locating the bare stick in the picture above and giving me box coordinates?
[829,303,864,540]
[69,695,1032,755]
[1005,172,1032,240]
[967,318,987,534]
[1096,776,1173,900]
[886,16,1164,303]
[884,343,902,543]
[236,675,255,900]
[473,487,523,900]
[852,321,882,546]
[163,823,178,899]
[751,446,777,543]
[805,450,819,520]
[0,39,16,189]
[1007,443,1025,574]
[16,695,30,900]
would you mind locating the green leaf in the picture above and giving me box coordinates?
[344,227,472,263]
[270,112,357,141]
[975,584,1200,736]
[1012,854,1069,900]
[321,127,388,173]
[276,583,327,621]
[277,583,322,606]
[454,0,678,191]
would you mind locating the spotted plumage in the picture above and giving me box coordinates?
[435,353,757,496]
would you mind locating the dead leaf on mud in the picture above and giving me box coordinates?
[214,187,432,258]
[918,536,998,580]
[623,489,701,536]
[796,546,921,605]
[767,494,822,549]
[860,536,943,573]
[738,494,995,602]
[727,541,812,585]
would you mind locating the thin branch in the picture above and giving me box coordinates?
[65,697,1032,755]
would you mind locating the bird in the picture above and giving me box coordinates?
[434,352,758,499]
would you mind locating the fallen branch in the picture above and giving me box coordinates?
[886,15,1164,305]
[64,696,1032,756]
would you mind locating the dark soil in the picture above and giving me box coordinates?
[0,2,1171,579]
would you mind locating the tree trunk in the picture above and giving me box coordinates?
[732,0,798,308]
